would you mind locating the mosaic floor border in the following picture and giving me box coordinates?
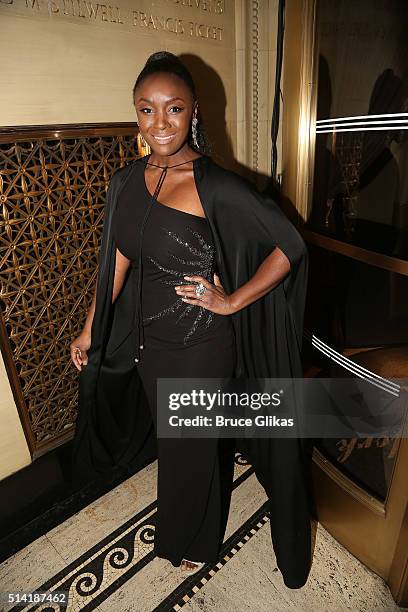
[154,501,270,611]
[8,455,256,612]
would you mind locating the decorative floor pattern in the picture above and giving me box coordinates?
[8,455,255,612]
[2,452,405,612]
[154,502,270,612]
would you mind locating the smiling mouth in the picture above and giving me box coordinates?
[152,134,176,144]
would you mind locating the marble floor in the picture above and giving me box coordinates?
[0,454,405,612]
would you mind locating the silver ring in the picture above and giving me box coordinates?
[195,282,206,297]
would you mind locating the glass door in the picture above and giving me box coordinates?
[283,0,408,605]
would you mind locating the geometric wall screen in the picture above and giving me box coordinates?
[0,125,140,458]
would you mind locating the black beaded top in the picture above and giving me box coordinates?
[112,158,233,350]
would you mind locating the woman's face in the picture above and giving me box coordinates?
[134,72,196,155]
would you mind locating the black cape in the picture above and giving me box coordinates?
[72,154,313,588]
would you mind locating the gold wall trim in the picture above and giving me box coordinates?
[251,0,260,172]
[0,123,138,143]
[0,123,140,457]
[295,0,317,221]
[302,228,408,277]
[281,0,317,220]
[312,447,386,517]
[388,438,408,604]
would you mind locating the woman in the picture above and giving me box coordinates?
[71,51,313,587]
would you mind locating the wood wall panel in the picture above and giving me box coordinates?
[0,124,141,457]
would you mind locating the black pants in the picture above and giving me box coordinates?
[136,335,236,565]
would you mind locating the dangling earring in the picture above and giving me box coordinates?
[191,112,199,150]
[136,124,150,156]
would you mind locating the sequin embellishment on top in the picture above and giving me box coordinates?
[143,225,215,343]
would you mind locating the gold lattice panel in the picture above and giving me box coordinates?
[0,125,140,456]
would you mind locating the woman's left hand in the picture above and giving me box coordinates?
[174,273,236,315]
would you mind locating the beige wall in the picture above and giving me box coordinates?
[0,352,31,479]
[0,0,237,147]
[0,0,280,480]
[0,0,279,172]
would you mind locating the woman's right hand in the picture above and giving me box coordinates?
[70,332,92,371]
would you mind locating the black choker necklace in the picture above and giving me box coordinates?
[145,156,201,170]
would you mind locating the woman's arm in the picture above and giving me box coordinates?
[83,248,131,332]
[82,286,97,338]
[227,246,290,313]
[111,248,132,304]
[70,248,131,370]
[176,246,290,315]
